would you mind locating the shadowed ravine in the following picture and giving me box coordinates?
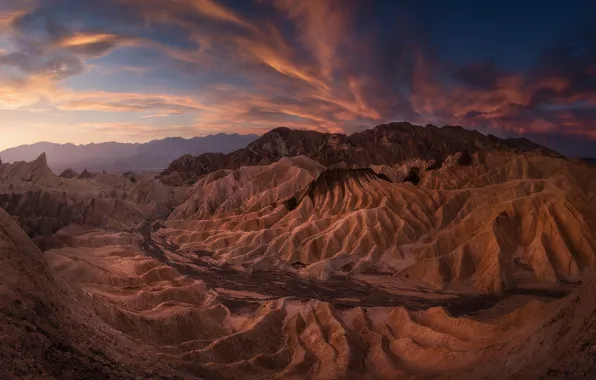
[139,221,574,316]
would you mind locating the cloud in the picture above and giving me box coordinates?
[124,0,255,30]
[0,69,206,117]
[186,0,254,29]
[406,25,596,141]
[0,50,86,78]
[0,74,56,110]
[1,0,594,154]
[453,61,504,90]
[54,91,205,114]
[77,121,197,137]
[272,0,351,79]
[53,31,140,57]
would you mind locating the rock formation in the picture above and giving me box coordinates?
[0,154,174,247]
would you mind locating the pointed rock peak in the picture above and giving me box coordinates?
[59,168,79,179]
[78,169,95,179]
[34,152,48,165]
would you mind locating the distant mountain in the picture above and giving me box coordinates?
[159,122,563,185]
[0,134,259,173]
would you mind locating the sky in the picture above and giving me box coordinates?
[0,0,595,154]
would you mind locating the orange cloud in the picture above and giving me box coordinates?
[124,0,256,31]
[0,6,32,31]
[411,51,573,123]
[0,69,207,116]
[77,122,196,137]
[54,91,206,114]
[56,33,121,47]
[0,75,57,110]
[187,0,254,29]
[232,35,327,89]
[273,0,350,79]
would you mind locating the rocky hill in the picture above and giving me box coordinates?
[159,123,562,185]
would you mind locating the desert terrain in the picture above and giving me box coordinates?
[2,123,596,379]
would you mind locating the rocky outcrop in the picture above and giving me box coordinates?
[3,138,596,380]
[285,168,392,211]
[159,123,563,185]
[0,152,60,187]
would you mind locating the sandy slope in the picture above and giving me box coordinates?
[0,207,184,379]
[159,152,596,294]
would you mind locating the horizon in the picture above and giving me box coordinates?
[0,122,530,151]
[0,122,491,150]
[1,0,595,154]
[0,131,261,151]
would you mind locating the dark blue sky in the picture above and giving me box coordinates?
[418,0,594,67]
[0,0,594,155]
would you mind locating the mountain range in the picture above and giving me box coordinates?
[0,133,259,173]
[159,122,563,185]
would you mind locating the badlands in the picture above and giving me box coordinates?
[1,123,596,379]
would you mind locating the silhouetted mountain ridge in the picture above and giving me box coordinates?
[0,133,259,173]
